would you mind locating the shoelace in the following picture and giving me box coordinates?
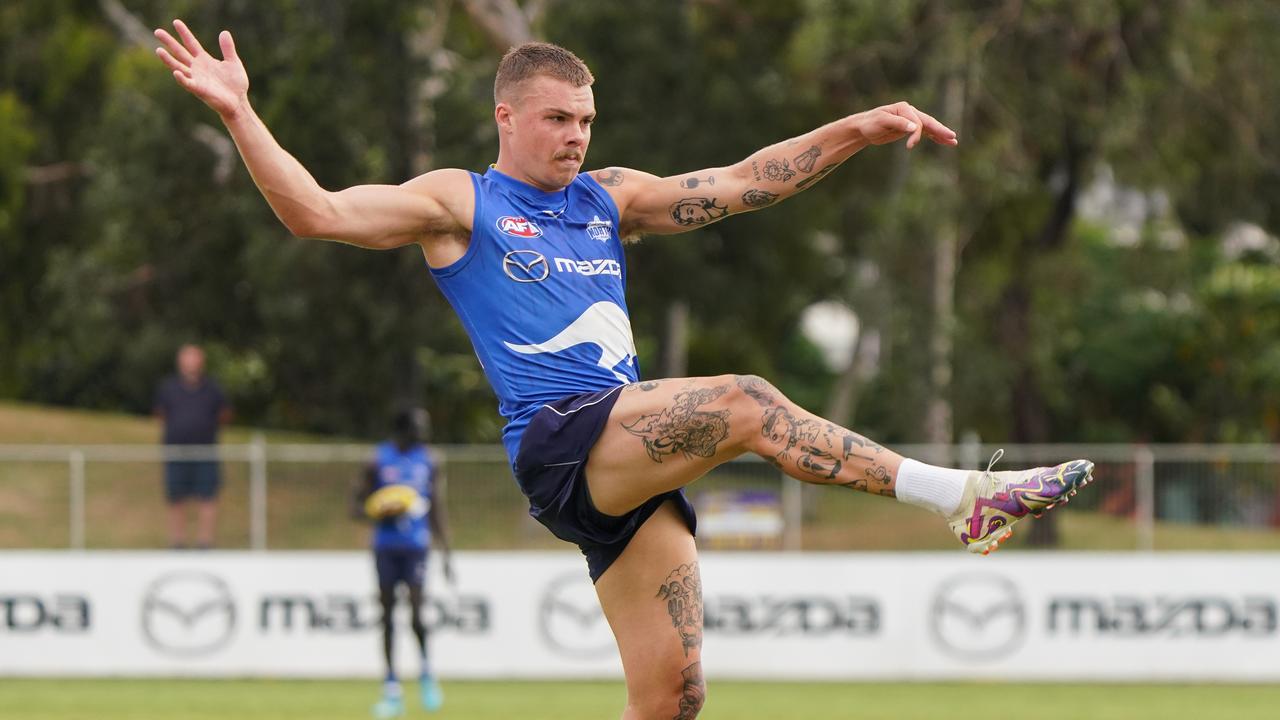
[984,448,1005,476]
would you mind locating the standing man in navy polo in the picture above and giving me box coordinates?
[154,343,231,549]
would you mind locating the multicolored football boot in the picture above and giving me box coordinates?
[946,450,1095,555]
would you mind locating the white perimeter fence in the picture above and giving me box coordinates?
[2,442,1280,552]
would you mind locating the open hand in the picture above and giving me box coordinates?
[154,19,248,119]
[854,102,958,150]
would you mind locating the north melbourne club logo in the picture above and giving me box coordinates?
[586,215,613,242]
[496,215,543,238]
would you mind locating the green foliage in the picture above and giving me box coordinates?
[2,0,1278,445]
[0,91,37,396]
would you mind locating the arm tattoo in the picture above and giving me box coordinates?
[676,662,706,719]
[623,385,730,462]
[793,145,822,173]
[741,188,779,208]
[762,158,795,183]
[595,168,624,186]
[669,197,729,226]
[679,175,715,189]
[794,162,839,191]
[657,562,703,657]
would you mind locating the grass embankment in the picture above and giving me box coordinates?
[4,401,1280,552]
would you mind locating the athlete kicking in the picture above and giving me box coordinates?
[155,21,1093,720]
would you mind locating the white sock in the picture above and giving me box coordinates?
[895,459,968,516]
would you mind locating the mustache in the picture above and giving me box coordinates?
[554,151,582,161]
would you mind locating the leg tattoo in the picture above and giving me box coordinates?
[623,385,731,463]
[675,662,706,719]
[735,375,893,494]
[657,562,703,658]
[736,374,781,406]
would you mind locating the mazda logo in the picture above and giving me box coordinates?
[503,250,549,283]
[929,574,1025,658]
[538,572,614,658]
[141,571,236,658]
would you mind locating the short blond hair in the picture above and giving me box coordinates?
[494,42,594,104]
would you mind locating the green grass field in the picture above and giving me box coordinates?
[2,679,1279,720]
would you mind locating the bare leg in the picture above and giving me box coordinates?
[595,501,705,720]
[378,584,397,679]
[166,500,188,548]
[407,584,429,663]
[587,375,902,516]
[589,375,1095,556]
[195,499,218,548]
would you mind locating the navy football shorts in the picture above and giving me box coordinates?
[514,385,698,583]
[375,546,427,590]
[164,460,221,503]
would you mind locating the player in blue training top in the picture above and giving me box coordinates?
[352,408,453,717]
[158,21,1095,719]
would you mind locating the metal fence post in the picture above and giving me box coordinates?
[782,471,802,551]
[1134,445,1155,552]
[250,433,268,551]
[69,450,85,550]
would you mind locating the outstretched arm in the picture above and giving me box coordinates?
[595,103,957,238]
[154,20,468,253]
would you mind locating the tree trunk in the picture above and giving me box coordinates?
[462,0,548,50]
[1007,126,1084,547]
[405,0,456,177]
[924,72,966,463]
[823,329,862,429]
[662,300,689,379]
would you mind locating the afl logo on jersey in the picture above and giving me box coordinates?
[497,216,543,238]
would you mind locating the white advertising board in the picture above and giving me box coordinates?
[1,551,1277,680]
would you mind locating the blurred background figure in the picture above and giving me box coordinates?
[353,407,454,717]
[153,344,231,550]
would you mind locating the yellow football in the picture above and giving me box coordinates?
[365,484,421,520]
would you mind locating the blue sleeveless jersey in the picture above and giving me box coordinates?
[371,442,434,550]
[430,168,638,464]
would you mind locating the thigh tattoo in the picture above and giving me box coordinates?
[623,385,731,463]
[656,562,702,658]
